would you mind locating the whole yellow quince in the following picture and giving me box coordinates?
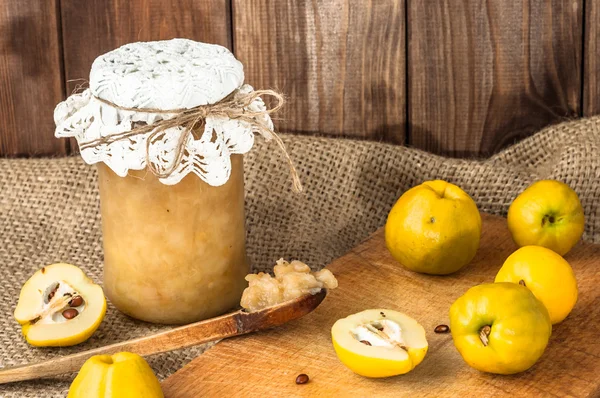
[495,246,578,324]
[508,180,584,255]
[385,180,481,275]
[68,352,163,398]
[450,283,552,374]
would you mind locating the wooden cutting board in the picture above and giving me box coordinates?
[162,213,600,397]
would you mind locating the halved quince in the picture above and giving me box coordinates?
[331,309,428,378]
[14,263,106,347]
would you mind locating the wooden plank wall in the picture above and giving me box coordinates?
[0,0,66,156]
[233,0,406,143]
[585,0,600,116]
[408,0,582,156]
[0,0,596,157]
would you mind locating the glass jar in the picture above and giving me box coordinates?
[97,155,248,324]
[54,39,281,324]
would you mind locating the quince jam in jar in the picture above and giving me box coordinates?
[97,155,248,324]
[53,39,281,324]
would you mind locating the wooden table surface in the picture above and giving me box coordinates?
[162,213,600,397]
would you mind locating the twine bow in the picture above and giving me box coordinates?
[80,89,303,192]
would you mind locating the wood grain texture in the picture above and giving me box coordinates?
[61,0,232,94]
[233,0,406,142]
[163,213,600,397]
[584,0,600,115]
[408,0,583,157]
[0,0,66,156]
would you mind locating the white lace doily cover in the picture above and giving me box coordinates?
[54,38,274,185]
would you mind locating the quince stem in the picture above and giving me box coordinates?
[479,325,491,346]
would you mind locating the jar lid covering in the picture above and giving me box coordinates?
[90,39,244,110]
[54,39,274,186]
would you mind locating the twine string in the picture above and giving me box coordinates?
[80,89,302,192]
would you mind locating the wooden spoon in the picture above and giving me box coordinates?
[0,290,327,384]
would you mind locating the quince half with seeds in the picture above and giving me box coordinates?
[14,263,106,347]
[331,309,428,378]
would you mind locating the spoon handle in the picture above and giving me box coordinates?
[0,290,326,384]
[0,312,240,384]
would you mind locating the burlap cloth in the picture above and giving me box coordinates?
[0,116,599,397]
